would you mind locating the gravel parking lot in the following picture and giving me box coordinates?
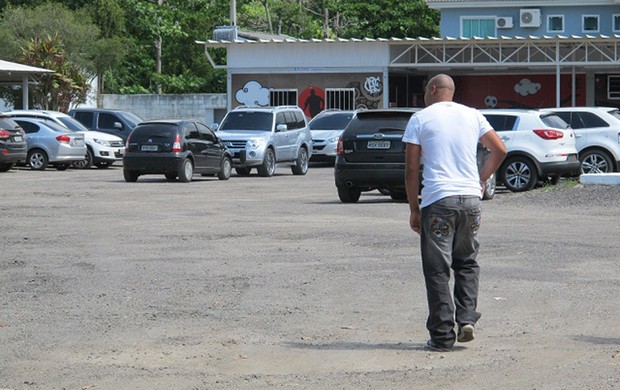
[1,165,618,389]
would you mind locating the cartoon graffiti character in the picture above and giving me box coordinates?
[236,80,270,107]
[303,88,325,118]
[514,78,541,97]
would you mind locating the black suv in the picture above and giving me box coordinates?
[335,109,418,202]
[123,120,232,183]
[334,109,495,203]
[0,115,27,172]
[70,108,143,142]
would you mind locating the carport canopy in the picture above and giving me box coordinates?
[0,59,54,110]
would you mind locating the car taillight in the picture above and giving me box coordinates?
[56,134,71,144]
[533,129,564,140]
[125,135,131,153]
[0,130,9,139]
[336,135,344,156]
[172,133,182,152]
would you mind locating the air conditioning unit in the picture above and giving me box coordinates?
[520,9,541,28]
[496,17,513,29]
[213,26,238,41]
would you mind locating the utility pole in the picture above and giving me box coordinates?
[156,0,163,94]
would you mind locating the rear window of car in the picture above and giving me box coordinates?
[219,111,273,131]
[540,113,569,129]
[130,124,178,142]
[607,109,620,121]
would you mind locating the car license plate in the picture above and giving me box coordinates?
[367,140,391,149]
[141,145,159,152]
[73,140,84,147]
[13,136,22,142]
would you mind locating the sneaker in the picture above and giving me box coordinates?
[457,324,475,343]
[425,339,452,352]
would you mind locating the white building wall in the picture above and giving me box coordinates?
[227,42,390,70]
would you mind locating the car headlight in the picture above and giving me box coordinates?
[94,138,111,146]
[326,135,340,144]
[247,138,265,149]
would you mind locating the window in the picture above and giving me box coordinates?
[608,75,620,99]
[270,89,297,106]
[461,17,496,38]
[73,111,93,127]
[547,15,564,33]
[576,112,609,128]
[196,122,216,141]
[98,113,122,130]
[185,122,199,139]
[325,88,356,110]
[583,15,599,33]
[483,115,516,132]
[614,15,620,33]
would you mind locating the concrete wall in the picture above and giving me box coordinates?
[99,93,227,125]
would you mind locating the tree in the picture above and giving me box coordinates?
[18,34,89,111]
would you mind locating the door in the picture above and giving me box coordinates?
[272,112,289,161]
[560,111,610,153]
[196,122,223,171]
[484,114,516,150]
[184,123,208,170]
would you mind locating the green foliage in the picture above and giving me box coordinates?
[17,34,89,111]
[0,0,440,96]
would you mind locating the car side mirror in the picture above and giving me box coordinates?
[211,123,219,131]
[113,122,123,129]
[276,124,287,132]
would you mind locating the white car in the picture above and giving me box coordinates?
[308,110,354,163]
[480,109,581,192]
[5,110,125,169]
[540,107,620,174]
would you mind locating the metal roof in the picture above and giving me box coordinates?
[0,59,53,83]
[197,34,620,47]
[426,0,620,8]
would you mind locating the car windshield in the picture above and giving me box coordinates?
[309,113,354,130]
[540,113,569,129]
[118,112,143,127]
[219,111,273,131]
[58,116,90,132]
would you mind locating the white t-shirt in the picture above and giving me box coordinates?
[402,101,493,208]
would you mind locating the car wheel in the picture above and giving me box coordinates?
[72,148,93,169]
[54,163,71,171]
[257,148,275,177]
[123,168,139,182]
[501,157,538,192]
[580,149,614,174]
[95,161,111,169]
[0,163,13,172]
[482,173,496,200]
[235,167,252,175]
[165,172,177,181]
[217,157,232,180]
[291,147,309,175]
[337,185,361,203]
[389,190,408,201]
[178,158,193,182]
[27,149,48,170]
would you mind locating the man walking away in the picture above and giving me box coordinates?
[403,74,507,352]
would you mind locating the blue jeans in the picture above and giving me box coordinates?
[420,195,482,348]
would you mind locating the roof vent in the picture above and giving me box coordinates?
[213,26,238,41]
[520,9,541,28]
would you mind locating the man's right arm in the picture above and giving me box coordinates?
[479,130,507,183]
[405,143,422,234]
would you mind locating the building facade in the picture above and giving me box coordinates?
[199,1,620,115]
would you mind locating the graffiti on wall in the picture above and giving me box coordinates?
[299,86,325,118]
[347,76,383,109]
[236,80,270,107]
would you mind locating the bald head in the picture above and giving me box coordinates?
[424,74,455,106]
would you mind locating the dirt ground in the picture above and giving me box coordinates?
[1,164,618,390]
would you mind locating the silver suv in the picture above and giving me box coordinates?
[213,106,313,177]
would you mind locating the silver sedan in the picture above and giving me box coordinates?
[13,118,86,170]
